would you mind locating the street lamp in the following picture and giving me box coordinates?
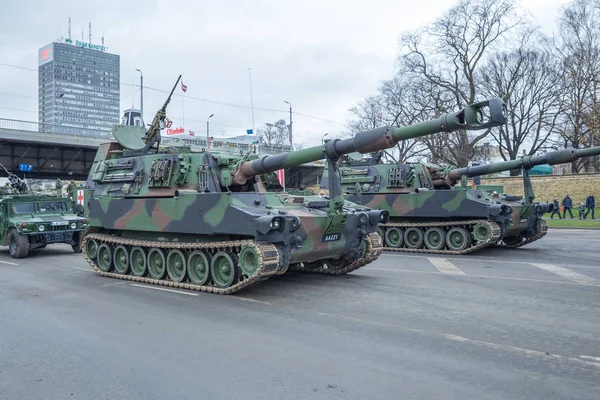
[322,132,329,144]
[284,100,293,149]
[135,68,143,121]
[206,113,214,141]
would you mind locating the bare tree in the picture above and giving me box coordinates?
[399,0,527,166]
[553,0,600,172]
[257,119,290,148]
[478,44,562,174]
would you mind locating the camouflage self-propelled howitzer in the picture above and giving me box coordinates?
[79,75,506,293]
[324,145,600,254]
[435,146,600,248]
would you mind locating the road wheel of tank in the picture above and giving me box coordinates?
[424,227,446,250]
[472,222,492,243]
[86,238,99,260]
[113,245,130,275]
[97,243,113,272]
[211,251,240,288]
[238,246,260,277]
[384,227,404,248]
[303,261,323,269]
[187,250,211,285]
[404,227,424,249]
[130,247,147,277]
[446,227,472,251]
[325,257,347,272]
[8,229,29,259]
[148,248,166,279]
[166,249,187,282]
[502,236,522,246]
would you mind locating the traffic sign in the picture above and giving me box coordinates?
[19,164,33,172]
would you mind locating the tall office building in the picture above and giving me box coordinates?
[38,38,120,135]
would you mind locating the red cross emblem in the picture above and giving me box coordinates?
[77,190,84,205]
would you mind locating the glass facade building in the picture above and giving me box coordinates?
[38,40,120,136]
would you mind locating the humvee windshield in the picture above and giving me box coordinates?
[11,203,35,215]
[38,201,69,213]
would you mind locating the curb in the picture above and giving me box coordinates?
[547,226,600,231]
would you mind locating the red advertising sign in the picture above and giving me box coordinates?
[166,127,185,135]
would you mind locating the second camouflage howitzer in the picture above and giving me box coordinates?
[431,145,600,247]
[77,91,507,294]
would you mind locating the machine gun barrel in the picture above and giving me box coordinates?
[445,146,600,181]
[232,98,507,185]
[141,75,182,150]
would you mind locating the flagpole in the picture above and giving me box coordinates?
[248,68,255,135]
[181,90,185,129]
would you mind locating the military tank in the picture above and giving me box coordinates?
[0,164,88,258]
[322,146,600,254]
[79,75,507,293]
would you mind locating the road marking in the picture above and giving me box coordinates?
[318,312,600,369]
[427,257,465,275]
[229,296,271,305]
[130,283,199,296]
[529,263,598,285]
[579,355,600,363]
[382,253,598,270]
[101,281,126,287]
[366,267,600,287]
[0,260,18,265]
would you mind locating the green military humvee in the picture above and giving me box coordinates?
[0,169,89,258]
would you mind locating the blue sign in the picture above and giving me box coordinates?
[19,164,33,172]
[246,129,253,135]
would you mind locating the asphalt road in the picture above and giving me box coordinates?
[1,229,599,400]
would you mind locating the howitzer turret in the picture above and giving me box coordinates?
[80,83,508,294]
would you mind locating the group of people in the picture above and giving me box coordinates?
[550,193,596,219]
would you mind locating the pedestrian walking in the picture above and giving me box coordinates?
[562,194,574,219]
[550,198,562,219]
[584,192,595,219]
[578,202,586,219]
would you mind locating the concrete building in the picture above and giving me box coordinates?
[38,38,119,136]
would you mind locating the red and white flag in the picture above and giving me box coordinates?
[189,130,195,136]
[181,81,187,93]
[276,169,285,188]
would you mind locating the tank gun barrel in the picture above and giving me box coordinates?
[445,146,600,181]
[233,98,507,184]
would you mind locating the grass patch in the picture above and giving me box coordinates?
[544,217,600,229]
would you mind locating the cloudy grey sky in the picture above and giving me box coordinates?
[0,0,569,147]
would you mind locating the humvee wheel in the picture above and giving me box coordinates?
[404,227,424,249]
[384,227,404,248]
[424,227,446,250]
[148,248,166,279]
[211,251,239,288]
[238,246,260,276]
[97,243,113,272]
[187,250,211,285]
[72,233,82,253]
[166,249,187,282]
[446,227,471,251]
[86,238,99,260]
[130,247,147,277]
[113,245,130,274]
[9,229,29,259]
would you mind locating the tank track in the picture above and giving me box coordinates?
[495,219,548,249]
[379,219,502,255]
[291,232,383,275]
[81,233,280,295]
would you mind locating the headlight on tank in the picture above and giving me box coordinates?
[70,222,77,229]
[270,217,283,230]
[38,225,45,232]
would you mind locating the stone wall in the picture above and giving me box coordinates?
[474,173,600,204]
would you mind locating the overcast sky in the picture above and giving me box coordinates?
[0,0,570,147]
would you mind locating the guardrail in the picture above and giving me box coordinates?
[161,136,292,156]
